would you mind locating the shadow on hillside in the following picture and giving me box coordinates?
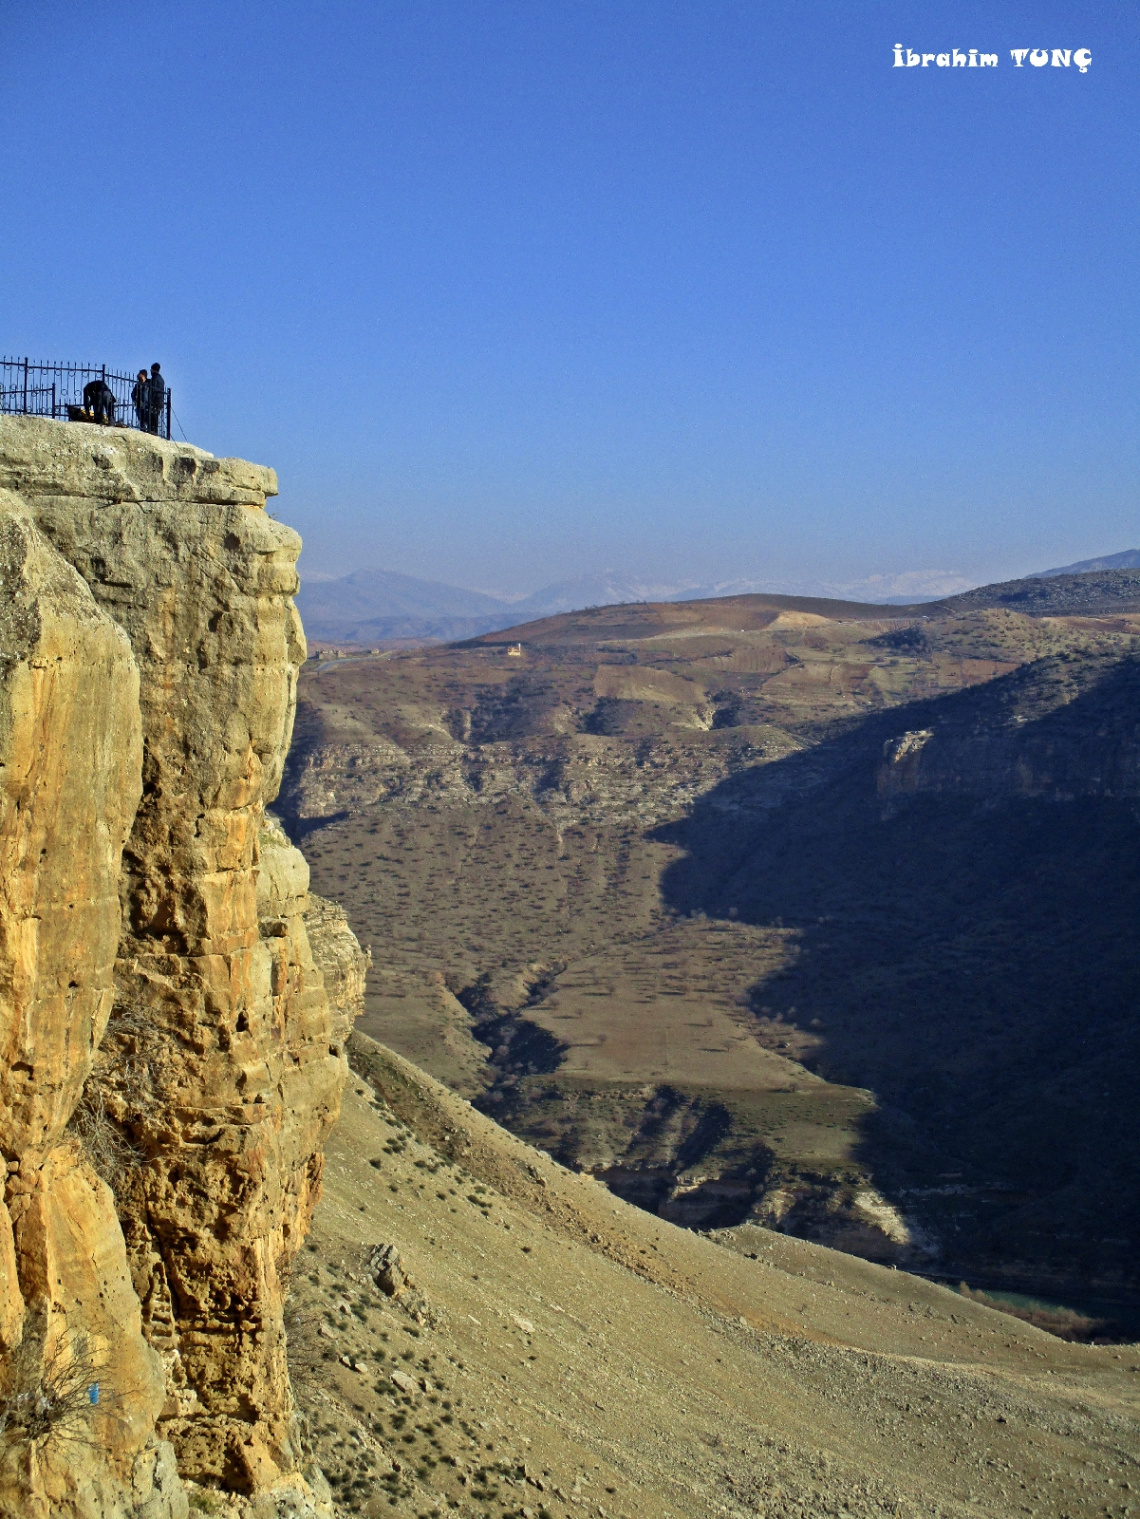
[652,657,1140,1299]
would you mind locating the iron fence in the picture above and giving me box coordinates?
[0,358,173,439]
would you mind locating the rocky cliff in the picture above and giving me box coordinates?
[0,418,365,1518]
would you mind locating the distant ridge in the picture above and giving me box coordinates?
[1032,548,1140,578]
[295,568,512,645]
[463,568,1140,647]
[298,565,973,645]
[295,568,707,642]
[925,567,1140,619]
[296,569,721,644]
[296,567,505,621]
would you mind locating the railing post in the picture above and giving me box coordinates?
[23,358,28,414]
[166,390,172,440]
[52,382,56,418]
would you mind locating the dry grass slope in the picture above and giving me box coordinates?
[288,1031,1140,1518]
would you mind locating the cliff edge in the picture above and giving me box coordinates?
[0,418,366,1518]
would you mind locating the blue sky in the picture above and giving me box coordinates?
[3,2,1136,593]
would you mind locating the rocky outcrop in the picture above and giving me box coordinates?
[877,652,1140,804]
[929,565,1140,617]
[281,725,776,834]
[299,892,371,1045]
[0,418,365,1516]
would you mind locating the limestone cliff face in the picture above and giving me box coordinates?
[0,418,366,1516]
[0,485,175,1518]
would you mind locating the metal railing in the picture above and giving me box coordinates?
[0,358,173,439]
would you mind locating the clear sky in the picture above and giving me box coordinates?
[3,2,1136,593]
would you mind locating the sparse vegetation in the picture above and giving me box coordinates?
[955,1283,1121,1343]
[65,1082,143,1189]
[279,1051,1140,1517]
[0,1317,103,1453]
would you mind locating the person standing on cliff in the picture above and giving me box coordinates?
[132,370,149,430]
[145,363,166,434]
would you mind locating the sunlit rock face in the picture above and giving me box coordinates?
[0,417,364,1516]
[0,485,170,1518]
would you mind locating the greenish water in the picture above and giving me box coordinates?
[923,1274,1140,1342]
[978,1287,1089,1314]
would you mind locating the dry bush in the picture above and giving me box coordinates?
[99,1001,163,1112]
[65,1083,143,1190]
[0,1318,103,1452]
[957,1283,1116,1343]
[283,1299,324,1379]
[66,1000,165,1188]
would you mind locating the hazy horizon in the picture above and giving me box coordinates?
[296,549,1137,607]
[296,559,976,602]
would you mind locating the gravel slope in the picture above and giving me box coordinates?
[287,1032,1140,1518]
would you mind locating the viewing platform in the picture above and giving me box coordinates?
[1,356,173,439]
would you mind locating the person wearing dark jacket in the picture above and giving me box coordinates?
[145,363,166,434]
[132,370,149,429]
[82,377,116,425]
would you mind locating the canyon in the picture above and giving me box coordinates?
[0,414,1137,1519]
[283,578,1140,1314]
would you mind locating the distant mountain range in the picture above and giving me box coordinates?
[295,570,676,645]
[295,570,712,644]
[296,552,1140,646]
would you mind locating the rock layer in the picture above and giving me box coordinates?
[0,418,365,1515]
